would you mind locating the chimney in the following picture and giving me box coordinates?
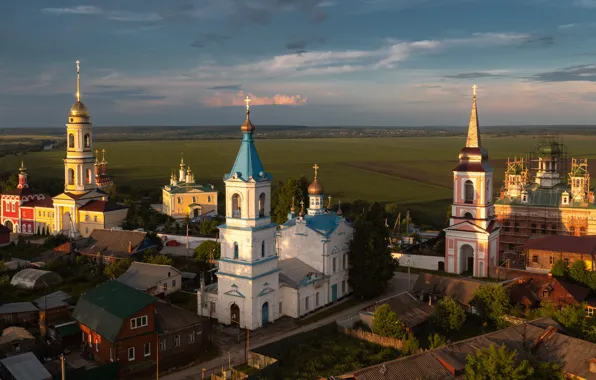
[548,272,553,278]
[433,351,465,376]
[590,359,596,373]
[127,241,132,254]
[530,326,557,353]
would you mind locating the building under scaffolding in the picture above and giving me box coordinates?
[494,136,596,268]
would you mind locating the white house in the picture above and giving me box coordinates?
[116,261,182,296]
[197,100,353,330]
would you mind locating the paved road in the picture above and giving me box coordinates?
[162,272,418,380]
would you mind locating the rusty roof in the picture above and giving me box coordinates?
[412,273,485,307]
[524,235,596,255]
[365,292,433,329]
[79,200,127,212]
[20,197,54,208]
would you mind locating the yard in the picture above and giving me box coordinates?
[414,314,499,349]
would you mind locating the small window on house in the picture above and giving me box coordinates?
[177,197,182,204]
[163,282,168,292]
[234,242,239,259]
[192,196,197,203]
[175,335,181,347]
[315,292,320,307]
[542,290,549,298]
[508,243,514,251]
[305,296,310,311]
[208,195,212,202]
[549,256,554,265]
[130,315,148,329]
[532,256,538,263]
[342,280,346,294]
[541,224,547,234]
[160,340,166,351]
[128,347,135,361]
[504,221,510,232]
[332,257,337,272]
[343,254,347,270]
[587,307,594,317]
[279,302,282,314]
[172,279,176,287]
[188,331,195,344]
[564,258,570,266]
[210,302,216,313]
[144,343,150,357]
[261,241,265,258]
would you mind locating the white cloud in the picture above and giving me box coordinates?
[41,6,102,15]
[558,23,577,29]
[574,0,596,7]
[107,12,162,22]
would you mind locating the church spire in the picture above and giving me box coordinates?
[241,96,255,133]
[17,161,29,189]
[76,60,81,103]
[69,60,89,117]
[466,84,481,148]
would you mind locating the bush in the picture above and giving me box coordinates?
[402,333,419,356]
[471,284,510,325]
[428,333,447,349]
[194,240,221,262]
[550,259,568,278]
[432,296,466,331]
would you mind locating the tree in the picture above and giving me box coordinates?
[465,345,533,380]
[402,333,420,355]
[550,259,568,278]
[104,258,132,279]
[372,304,406,339]
[470,284,510,325]
[348,202,396,299]
[143,254,173,265]
[432,296,466,331]
[428,333,447,349]
[271,176,309,224]
[569,260,588,284]
[194,240,221,262]
[42,233,69,249]
[147,232,163,251]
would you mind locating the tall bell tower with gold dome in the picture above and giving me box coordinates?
[64,60,96,194]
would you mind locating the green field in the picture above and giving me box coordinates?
[3,135,596,226]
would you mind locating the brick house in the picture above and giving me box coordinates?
[524,235,596,272]
[505,274,590,309]
[72,280,158,370]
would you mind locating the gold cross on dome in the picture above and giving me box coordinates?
[300,200,305,208]
[472,84,477,97]
[244,96,251,111]
[313,164,319,178]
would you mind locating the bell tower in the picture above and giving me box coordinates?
[64,60,96,194]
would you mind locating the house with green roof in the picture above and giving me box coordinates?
[72,280,158,370]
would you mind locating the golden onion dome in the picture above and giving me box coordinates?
[241,110,255,132]
[70,101,89,117]
[308,178,324,195]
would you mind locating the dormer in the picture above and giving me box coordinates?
[561,191,570,206]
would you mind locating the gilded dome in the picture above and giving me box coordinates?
[308,178,324,195]
[241,110,255,132]
[70,101,89,117]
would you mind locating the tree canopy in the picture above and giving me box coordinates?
[470,284,510,325]
[143,254,173,266]
[195,240,221,262]
[550,259,568,278]
[104,258,132,279]
[348,202,396,300]
[271,176,309,224]
[372,304,406,339]
[432,296,466,331]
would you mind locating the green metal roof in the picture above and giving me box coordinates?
[165,183,215,194]
[72,281,156,343]
[55,322,80,337]
[496,183,596,209]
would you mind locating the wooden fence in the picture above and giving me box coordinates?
[342,328,404,350]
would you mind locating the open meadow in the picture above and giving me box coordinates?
[2,135,596,227]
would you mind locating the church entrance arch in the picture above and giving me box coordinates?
[4,220,13,232]
[460,244,474,274]
[230,303,240,326]
[192,207,201,218]
[62,211,72,233]
[438,261,445,272]
[261,302,269,327]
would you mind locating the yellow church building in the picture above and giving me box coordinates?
[162,155,218,220]
[0,61,127,238]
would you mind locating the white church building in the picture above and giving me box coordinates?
[197,98,353,330]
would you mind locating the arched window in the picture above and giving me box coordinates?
[68,134,75,149]
[68,168,75,185]
[463,212,473,219]
[177,197,182,204]
[232,194,241,218]
[208,195,212,202]
[258,193,265,217]
[233,242,239,259]
[261,241,265,258]
[464,180,474,204]
[570,226,576,236]
[84,133,90,148]
[192,196,197,203]
[86,169,92,184]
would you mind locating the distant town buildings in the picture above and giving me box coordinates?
[161,154,218,220]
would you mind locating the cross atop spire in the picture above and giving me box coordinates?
[76,60,81,102]
[313,164,319,179]
[291,196,296,212]
[244,96,251,112]
[466,84,481,148]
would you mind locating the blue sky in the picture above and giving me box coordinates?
[3,0,596,127]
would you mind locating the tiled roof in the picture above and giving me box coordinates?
[166,183,216,194]
[278,258,323,288]
[116,262,181,291]
[72,280,156,343]
[20,197,54,208]
[224,132,271,182]
[524,235,596,255]
[412,273,484,307]
[351,318,596,380]
[365,292,433,329]
[79,200,128,212]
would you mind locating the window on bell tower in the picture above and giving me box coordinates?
[464,180,474,204]
[68,169,75,185]
[258,193,265,217]
[86,169,92,184]
[233,242,239,259]
[232,194,241,218]
[68,134,75,149]
[84,133,91,148]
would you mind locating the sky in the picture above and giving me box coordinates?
[3,0,596,127]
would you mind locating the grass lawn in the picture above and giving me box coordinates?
[279,332,399,380]
[5,135,596,226]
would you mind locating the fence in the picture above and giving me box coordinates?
[341,327,404,350]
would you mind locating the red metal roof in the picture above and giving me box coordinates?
[524,235,596,255]
[20,197,54,208]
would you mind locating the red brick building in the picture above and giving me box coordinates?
[523,235,596,272]
[72,280,158,370]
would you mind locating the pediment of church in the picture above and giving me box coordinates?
[444,221,489,234]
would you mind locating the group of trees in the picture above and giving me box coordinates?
[470,284,511,326]
[552,259,596,290]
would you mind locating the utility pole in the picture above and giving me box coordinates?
[60,354,65,380]
[156,334,159,380]
[186,222,189,250]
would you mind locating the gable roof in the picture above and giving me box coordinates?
[506,275,590,307]
[116,262,181,291]
[34,290,71,310]
[82,229,149,256]
[524,235,596,255]
[0,302,38,314]
[0,326,35,345]
[154,300,204,333]
[20,197,54,208]
[278,258,323,288]
[79,200,128,213]
[412,273,484,307]
[365,292,433,329]
[351,318,596,380]
[72,281,156,343]
[0,352,52,380]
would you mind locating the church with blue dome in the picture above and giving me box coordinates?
[197,97,353,330]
